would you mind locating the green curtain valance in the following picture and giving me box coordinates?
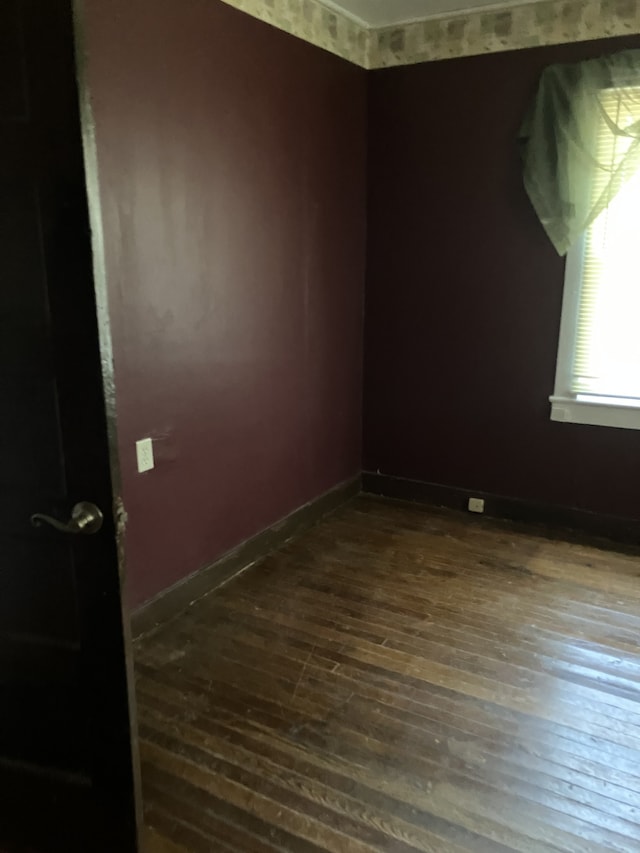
[519,49,640,256]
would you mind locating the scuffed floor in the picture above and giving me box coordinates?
[138,496,640,852]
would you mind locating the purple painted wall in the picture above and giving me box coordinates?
[365,36,640,520]
[82,0,366,606]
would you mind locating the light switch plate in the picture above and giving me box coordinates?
[136,438,154,473]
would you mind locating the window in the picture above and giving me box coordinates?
[551,86,640,430]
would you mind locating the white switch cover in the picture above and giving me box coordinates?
[136,438,154,473]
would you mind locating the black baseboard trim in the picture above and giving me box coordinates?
[132,475,361,638]
[362,472,640,548]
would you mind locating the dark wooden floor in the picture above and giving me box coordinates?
[136,495,640,852]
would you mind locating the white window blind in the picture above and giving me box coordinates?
[572,87,640,402]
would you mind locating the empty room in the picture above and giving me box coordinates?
[3,0,640,851]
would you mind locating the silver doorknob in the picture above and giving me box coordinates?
[31,501,104,535]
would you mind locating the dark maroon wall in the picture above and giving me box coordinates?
[365,36,640,520]
[82,0,366,606]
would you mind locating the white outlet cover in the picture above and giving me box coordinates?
[136,438,154,473]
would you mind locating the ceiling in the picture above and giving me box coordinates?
[321,0,535,26]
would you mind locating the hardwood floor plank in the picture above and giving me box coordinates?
[138,679,640,842]
[144,771,317,853]
[136,665,640,815]
[136,497,640,851]
[143,737,413,853]
[141,715,484,853]
[143,825,193,853]
[201,593,640,707]
[156,606,640,750]
[137,623,640,801]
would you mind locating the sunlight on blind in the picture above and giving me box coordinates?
[573,87,640,400]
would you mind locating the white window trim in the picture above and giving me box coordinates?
[550,231,640,431]
[550,396,640,430]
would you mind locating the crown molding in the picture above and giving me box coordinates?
[219,0,640,69]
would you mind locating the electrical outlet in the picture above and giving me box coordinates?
[136,438,154,473]
[468,497,485,514]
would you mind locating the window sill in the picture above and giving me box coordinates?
[550,395,640,430]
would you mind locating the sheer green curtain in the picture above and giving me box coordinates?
[519,49,640,256]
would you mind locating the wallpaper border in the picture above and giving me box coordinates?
[219,0,640,68]
[370,0,640,67]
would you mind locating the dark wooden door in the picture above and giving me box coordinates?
[0,1,139,850]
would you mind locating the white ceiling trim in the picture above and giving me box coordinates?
[318,0,538,28]
[218,0,640,69]
[318,0,371,27]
